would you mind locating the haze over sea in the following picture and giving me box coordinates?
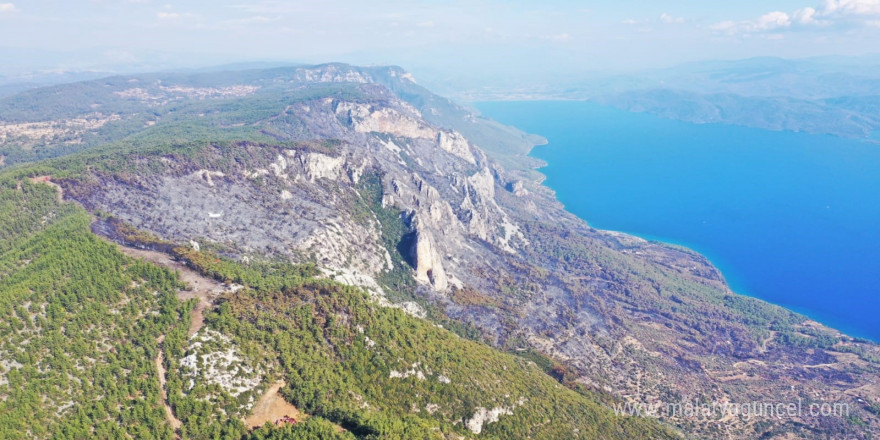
[477,101,880,342]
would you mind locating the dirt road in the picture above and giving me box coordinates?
[117,245,220,336]
[155,335,183,432]
[115,243,223,434]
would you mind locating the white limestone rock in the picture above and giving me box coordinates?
[409,217,448,292]
[437,130,477,165]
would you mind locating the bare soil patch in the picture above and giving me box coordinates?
[245,381,304,429]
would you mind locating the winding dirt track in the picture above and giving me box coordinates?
[108,235,320,432]
[116,244,308,432]
[46,174,297,435]
[28,176,64,202]
[113,244,220,435]
[117,245,219,336]
[155,335,183,432]
[33,178,193,434]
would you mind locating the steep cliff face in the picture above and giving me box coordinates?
[66,87,528,300]
[409,217,448,291]
[29,64,880,439]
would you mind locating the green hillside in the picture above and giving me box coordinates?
[0,174,676,439]
[0,181,187,439]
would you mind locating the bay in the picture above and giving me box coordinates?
[477,101,880,341]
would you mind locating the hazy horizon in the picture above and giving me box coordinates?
[3,0,880,89]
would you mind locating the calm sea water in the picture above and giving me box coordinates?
[477,101,880,341]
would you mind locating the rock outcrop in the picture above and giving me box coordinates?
[56,63,880,440]
[408,215,448,291]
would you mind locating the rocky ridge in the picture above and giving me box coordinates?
[28,63,880,439]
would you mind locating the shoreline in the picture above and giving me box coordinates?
[481,100,879,343]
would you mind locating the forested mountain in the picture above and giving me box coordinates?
[1,64,878,439]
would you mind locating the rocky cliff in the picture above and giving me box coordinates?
[7,63,879,439]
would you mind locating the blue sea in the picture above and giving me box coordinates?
[477,101,880,341]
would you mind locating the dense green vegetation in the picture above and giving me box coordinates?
[247,418,354,440]
[0,181,188,439]
[0,177,675,439]
[0,73,373,168]
[168,246,675,439]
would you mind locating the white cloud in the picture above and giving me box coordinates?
[0,3,18,13]
[708,12,791,34]
[156,9,200,23]
[756,11,792,30]
[793,7,822,24]
[713,0,880,35]
[822,0,880,17]
[622,14,684,27]
[660,13,685,24]
[157,11,181,20]
[807,0,880,27]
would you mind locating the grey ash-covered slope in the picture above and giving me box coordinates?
[9,63,880,439]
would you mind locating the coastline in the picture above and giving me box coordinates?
[480,100,879,343]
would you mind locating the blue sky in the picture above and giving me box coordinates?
[1,0,879,78]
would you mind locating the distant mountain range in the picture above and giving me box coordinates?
[455,56,880,139]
